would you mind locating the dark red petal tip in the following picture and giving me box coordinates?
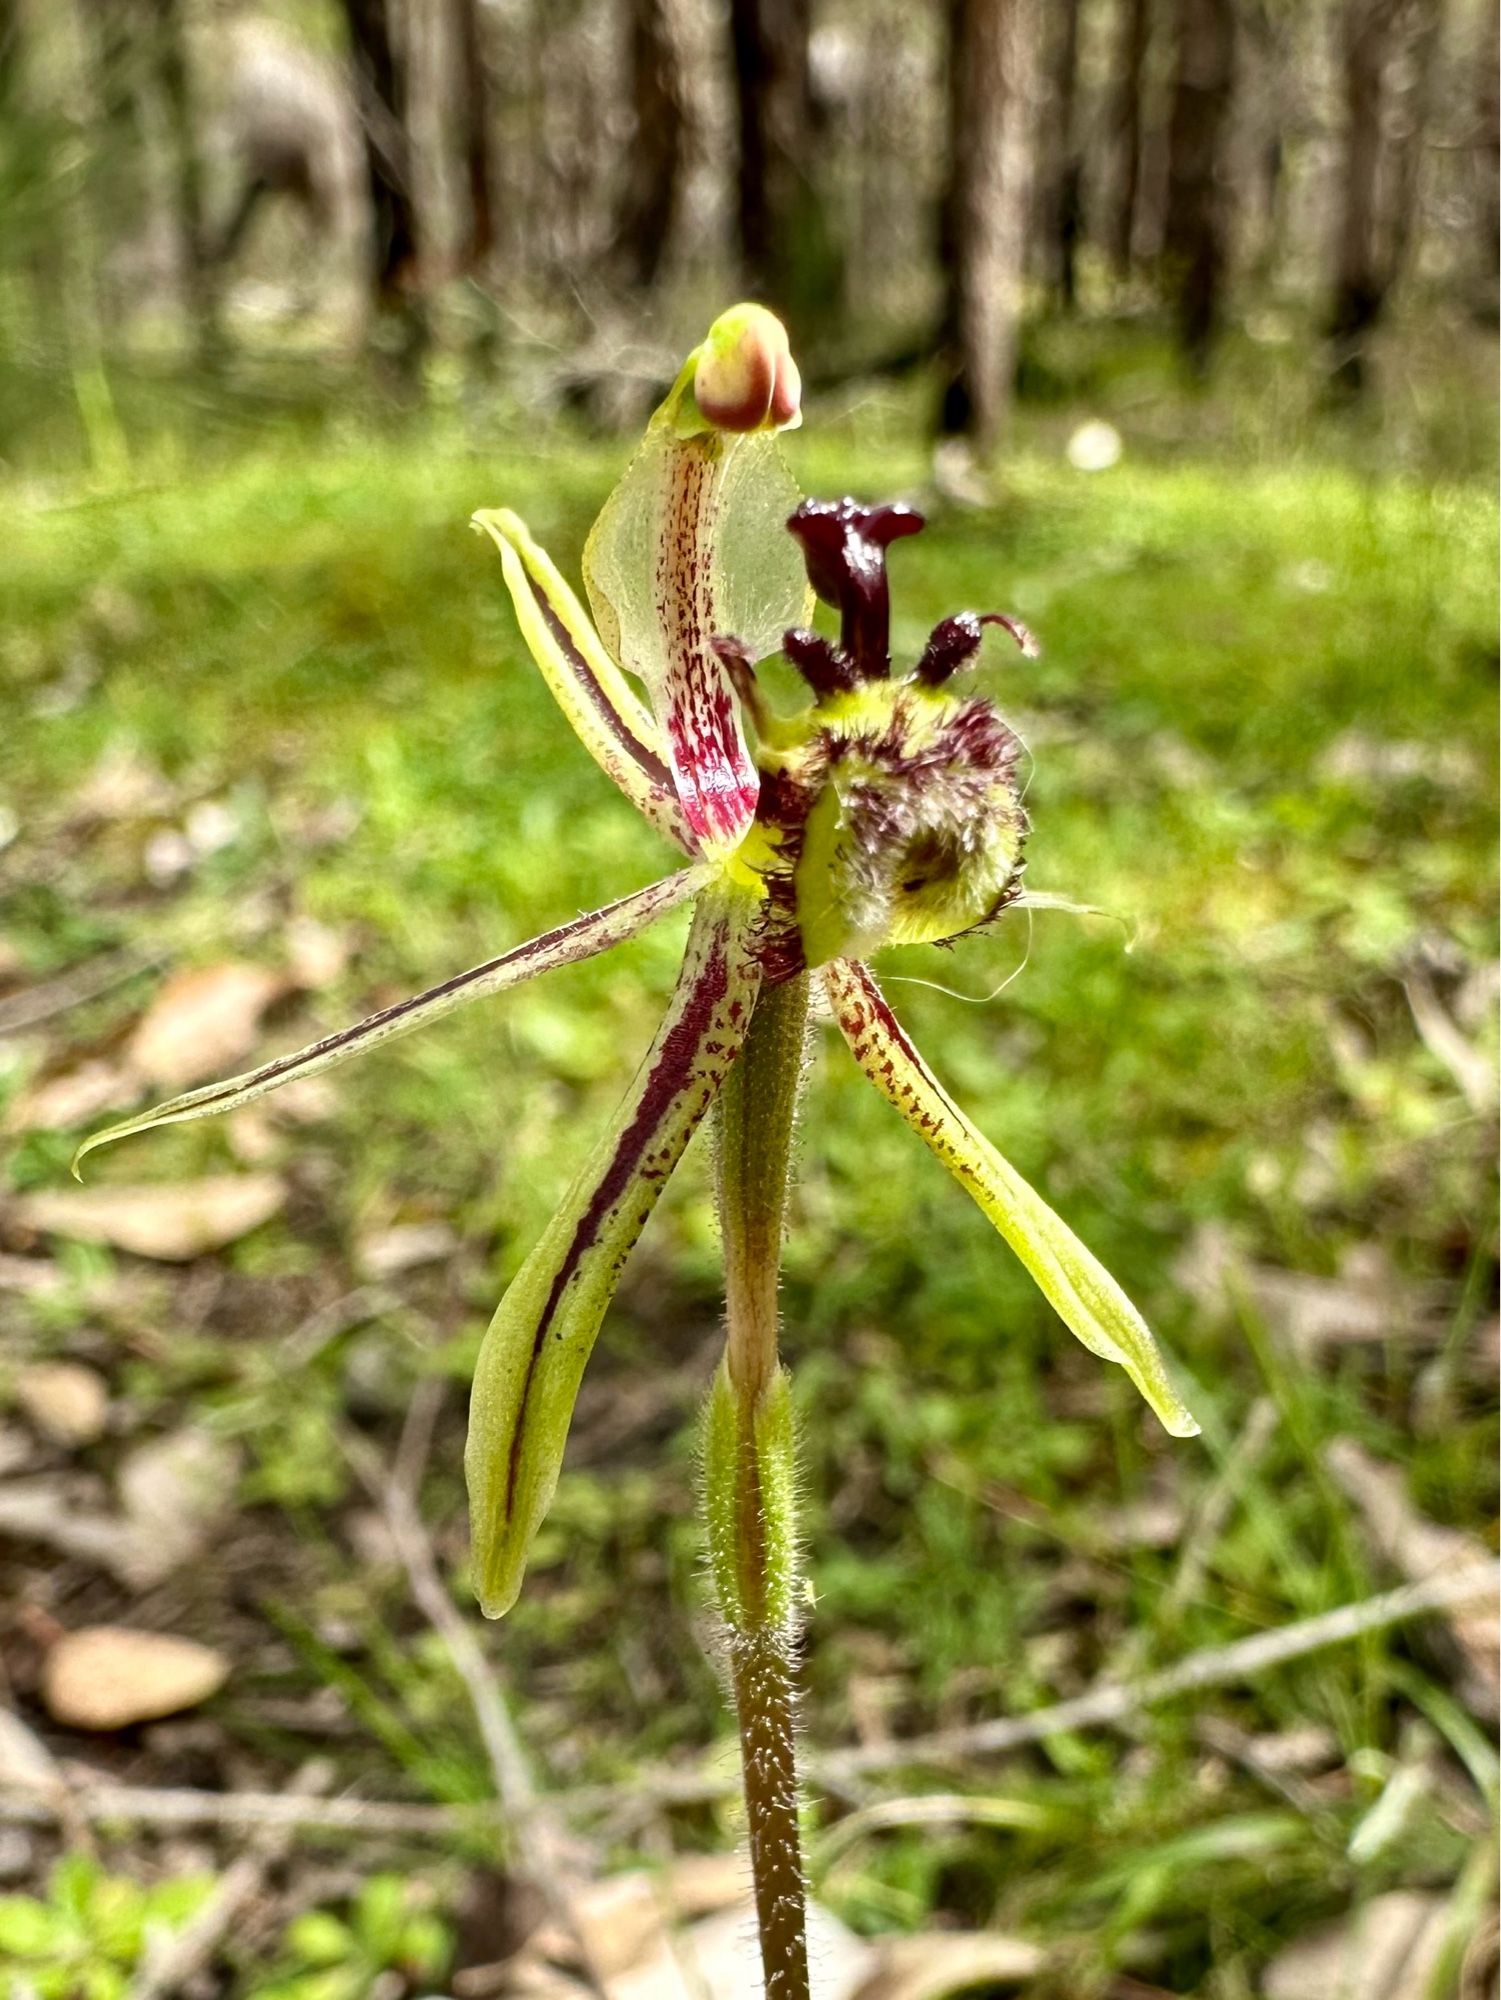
[915,610,1040,685]
[783,627,860,699]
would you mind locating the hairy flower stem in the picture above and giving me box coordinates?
[711,973,810,2000]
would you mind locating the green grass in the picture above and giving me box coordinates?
[1,364,1496,1996]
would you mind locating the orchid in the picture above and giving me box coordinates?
[75,304,1197,2000]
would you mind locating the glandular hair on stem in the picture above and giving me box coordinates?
[700,1359,802,1645]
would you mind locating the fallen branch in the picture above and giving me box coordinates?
[4,1561,1493,1836]
[819,1559,1501,1778]
[0,948,158,1037]
[0,1785,473,1838]
[126,1761,331,2000]
[342,1390,606,1995]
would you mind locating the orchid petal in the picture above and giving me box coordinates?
[582,410,811,857]
[71,870,706,1172]
[824,958,1199,1439]
[467,878,764,1616]
[473,509,695,853]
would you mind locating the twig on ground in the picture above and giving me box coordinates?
[819,1560,1501,1778]
[125,1761,331,2000]
[0,1784,472,1838]
[1194,1715,1332,1819]
[342,1383,607,1995]
[0,949,158,1037]
[279,1286,398,1370]
[5,1561,1493,1839]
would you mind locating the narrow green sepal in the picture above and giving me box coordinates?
[701,1359,800,1639]
[466,882,762,1618]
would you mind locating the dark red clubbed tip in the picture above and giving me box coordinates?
[785,499,923,685]
[780,498,1039,700]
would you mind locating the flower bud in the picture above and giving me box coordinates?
[693,304,802,434]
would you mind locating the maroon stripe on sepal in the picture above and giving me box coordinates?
[535,591,675,795]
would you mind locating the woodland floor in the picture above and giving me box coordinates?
[0,317,1497,1999]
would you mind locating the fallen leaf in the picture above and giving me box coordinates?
[14,1362,109,1446]
[0,1256,67,1297]
[607,1900,871,2000]
[42,1627,229,1731]
[14,1175,286,1261]
[656,1854,744,1917]
[5,1060,137,1135]
[284,915,352,988]
[1175,1227,1436,1354]
[0,1428,237,1589]
[1405,966,1496,1115]
[1263,1891,1448,2000]
[0,1483,151,1577]
[126,962,287,1089]
[510,1881,869,2000]
[357,1221,459,1279]
[116,1427,238,1584]
[0,1707,61,1787]
[852,1932,1046,2000]
[0,1428,32,1478]
[1239,1725,1339,1776]
[264,1076,340,1125]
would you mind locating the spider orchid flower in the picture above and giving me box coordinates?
[71,303,1197,1995]
[72,306,1194,1629]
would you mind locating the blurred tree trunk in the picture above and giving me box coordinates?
[728,0,838,325]
[451,0,496,272]
[1162,0,1235,372]
[1380,0,1441,294]
[1238,0,1290,286]
[149,0,215,349]
[79,0,149,324]
[1329,0,1442,389]
[339,0,423,348]
[615,0,688,286]
[1107,0,1151,278]
[1045,0,1083,307]
[1329,0,1393,390]
[936,0,1040,459]
[1476,0,1499,318]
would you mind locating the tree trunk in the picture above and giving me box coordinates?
[1328,0,1397,388]
[1107,0,1151,279]
[338,0,422,340]
[77,0,149,324]
[1476,0,1499,319]
[1046,0,1083,307]
[728,0,837,325]
[1328,0,1444,389]
[615,0,688,286]
[937,0,1039,459]
[1162,0,1236,372]
[1380,0,1442,297]
[149,0,215,348]
[451,0,495,272]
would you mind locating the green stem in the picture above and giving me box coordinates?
[713,972,810,2000]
